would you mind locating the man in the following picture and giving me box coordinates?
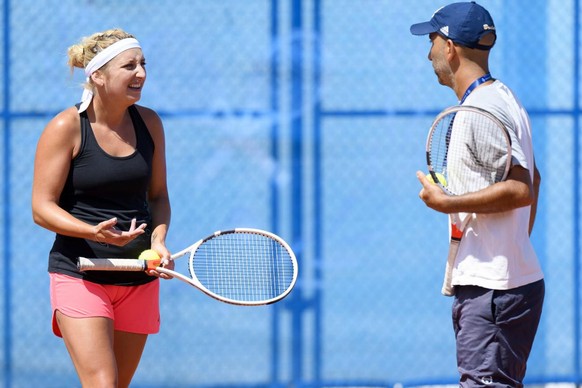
[411,2,544,386]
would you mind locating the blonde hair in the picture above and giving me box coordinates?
[67,28,136,70]
[67,28,136,93]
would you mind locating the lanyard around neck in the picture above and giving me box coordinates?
[460,73,492,104]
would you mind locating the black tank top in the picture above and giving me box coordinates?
[48,105,156,286]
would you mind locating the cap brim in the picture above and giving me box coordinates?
[410,21,438,36]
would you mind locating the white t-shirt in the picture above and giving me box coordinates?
[451,80,544,290]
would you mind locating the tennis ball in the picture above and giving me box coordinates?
[139,249,161,261]
[426,172,447,186]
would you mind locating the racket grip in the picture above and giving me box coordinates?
[78,257,151,271]
[441,260,455,296]
[441,241,459,297]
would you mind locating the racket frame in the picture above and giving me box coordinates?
[425,105,512,296]
[426,105,512,196]
[78,228,298,306]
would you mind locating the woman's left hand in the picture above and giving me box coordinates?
[146,243,174,279]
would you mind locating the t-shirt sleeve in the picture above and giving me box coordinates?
[464,97,529,170]
[489,106,528,169]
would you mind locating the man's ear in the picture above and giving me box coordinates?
[445,39,457,58]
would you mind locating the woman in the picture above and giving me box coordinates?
[32,28,172,387]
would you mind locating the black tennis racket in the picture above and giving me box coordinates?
[426,105,512,296]
[78,228,298,306]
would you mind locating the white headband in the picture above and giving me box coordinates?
[78,38,142,113]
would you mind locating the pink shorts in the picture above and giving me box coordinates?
[49,273,160,337]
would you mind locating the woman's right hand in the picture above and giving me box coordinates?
[93,217,147,246]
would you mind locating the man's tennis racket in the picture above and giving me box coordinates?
[78,228,298,306]
[426,105,512,296]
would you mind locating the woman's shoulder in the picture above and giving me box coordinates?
[37,106,82,155]
[44,106,81,137]
[133,104,163,133]
[133,104,161,122]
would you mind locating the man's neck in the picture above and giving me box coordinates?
[454,67,492,102]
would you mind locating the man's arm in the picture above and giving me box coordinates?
[417,164,534,214]
[529,163,541,235]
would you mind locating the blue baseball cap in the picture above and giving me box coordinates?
[410,1,496,50]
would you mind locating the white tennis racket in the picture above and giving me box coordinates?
[78,228,298,306]
[426,105,512,296]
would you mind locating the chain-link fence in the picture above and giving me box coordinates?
[0,0,580,386]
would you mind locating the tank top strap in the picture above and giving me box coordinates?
[128,105,155,152]
[76,106,94,157]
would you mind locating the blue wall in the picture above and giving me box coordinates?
[1,0,580,386]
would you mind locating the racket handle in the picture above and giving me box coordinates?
[441,240,459,297]
[77,257,157,271]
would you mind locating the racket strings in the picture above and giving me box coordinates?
[443,113,456,168]
[428,109,510,195]
[191,233,295,302]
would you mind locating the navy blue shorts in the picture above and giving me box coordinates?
[452,279,544,387]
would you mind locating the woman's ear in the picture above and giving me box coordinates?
[90,70,105,87]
